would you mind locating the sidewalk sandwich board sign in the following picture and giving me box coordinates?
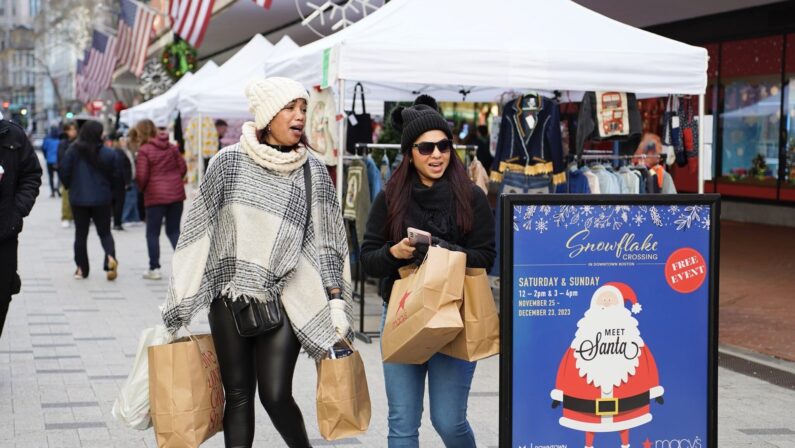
[500,195,719,448]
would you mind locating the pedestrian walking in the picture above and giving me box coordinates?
[42,126,61,197]
[0,118,42,339]
[57,122,77,228]
[58,120,121,281]
[108,133,132,231]
[120,133,141,225]
[360,95,496,448]
[160,77,353,448]
[132,119,186,280]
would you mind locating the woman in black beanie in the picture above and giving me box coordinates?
[361,95,495,447]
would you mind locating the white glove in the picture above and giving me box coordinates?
[329,299,350,336]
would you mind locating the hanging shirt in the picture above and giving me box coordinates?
[306,87,340,166]
[184,117,219,159]
[365,155,382,201]
[662,171,677,194]
[582,169,601,194]
[576,91,642,157]
[343,158,371,243]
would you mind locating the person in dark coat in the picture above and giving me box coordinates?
[42,126,61,197]
[57,122,78,227]
[133,119,187,280]
[0,118,42,339]
[59,120,121,281]
[107,133,132,230]
[360,95,495,448]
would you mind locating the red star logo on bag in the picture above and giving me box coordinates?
[397,290,411,313]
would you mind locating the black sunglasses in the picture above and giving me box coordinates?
[412,139,453,156]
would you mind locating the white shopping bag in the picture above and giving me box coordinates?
[112,325,174,430]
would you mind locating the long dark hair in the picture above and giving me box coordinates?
[72,120,104,168]
[385,149,473,242]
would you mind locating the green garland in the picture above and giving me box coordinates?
[161,39,197,79]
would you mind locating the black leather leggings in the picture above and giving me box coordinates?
[208,299,312,448]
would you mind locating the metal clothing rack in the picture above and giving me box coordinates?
[572,153,668,164]
[344,142,480,342]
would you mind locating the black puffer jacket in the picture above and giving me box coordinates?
[361,176,496,302]
[0,120,42,243]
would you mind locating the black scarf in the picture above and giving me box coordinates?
[408,176,457,241]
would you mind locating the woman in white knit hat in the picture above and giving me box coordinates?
[160,77,353,448]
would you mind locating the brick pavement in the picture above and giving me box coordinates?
[719,220,795,361]
[0,169,793,447]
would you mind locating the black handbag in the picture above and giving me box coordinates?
[224,162,313,337]
[345,82,373,154]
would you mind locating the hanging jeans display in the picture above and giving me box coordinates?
[491,171,552,277]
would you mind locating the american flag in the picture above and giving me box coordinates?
[117,0,156,78]
[169,0,216,49]
[79,31,117,100]
[251,0,273,9]
[75,50,90,103]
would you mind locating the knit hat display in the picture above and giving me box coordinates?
[391,95,453,153]
[244,77,309,130]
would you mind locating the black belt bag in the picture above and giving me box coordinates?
[224,162,313,337]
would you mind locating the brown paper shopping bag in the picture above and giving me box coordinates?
[148,334,224,448]
[316,344,371,440]
[382,246,466,364]
[440,268,501,361]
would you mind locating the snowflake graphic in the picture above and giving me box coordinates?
[668,205,680,214]
[633,213,646,225]
[674,205,704,230]
[536,218,548,233]
[650,206,663,227]
[582,206,594,215]
[701,217,711,230]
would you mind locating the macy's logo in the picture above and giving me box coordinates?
[644,436,703,448]
[392,290,411,328]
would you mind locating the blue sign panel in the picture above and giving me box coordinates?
[500,196,719,448]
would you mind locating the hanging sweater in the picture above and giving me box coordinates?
[361,176,496,302]
[161,122,353,360]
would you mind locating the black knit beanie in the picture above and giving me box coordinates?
[391,95,453,153]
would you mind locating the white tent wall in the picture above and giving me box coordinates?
[267,0,710,196]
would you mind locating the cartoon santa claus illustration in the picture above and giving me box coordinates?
[550,282,664,448]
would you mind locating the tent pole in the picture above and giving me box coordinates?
[336,78,346,206]
[698,94,705,194]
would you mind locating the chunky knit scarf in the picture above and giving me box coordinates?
[161,138,352,360]
[240,121,306,172]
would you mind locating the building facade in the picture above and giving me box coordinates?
[0,0,40,127]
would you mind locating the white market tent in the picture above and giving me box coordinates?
[119,61,218,127]
[265,0,710,192]
[177,35,299,119]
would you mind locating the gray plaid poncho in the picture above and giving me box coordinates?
[161,130,352,360]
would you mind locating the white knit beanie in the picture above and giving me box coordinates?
[244,77,309,130]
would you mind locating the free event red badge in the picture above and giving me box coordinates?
[665,248,707,293]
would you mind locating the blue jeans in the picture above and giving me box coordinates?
[121,185,140,223]
[491,172,552,276]
[380,307,477,448]
[145,201,183,270]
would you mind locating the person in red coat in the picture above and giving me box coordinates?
[133,119,187,280]
[551,282,664,448]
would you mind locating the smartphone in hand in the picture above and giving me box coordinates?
[407,227,432,246]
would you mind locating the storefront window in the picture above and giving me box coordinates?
[719,36,783,197]
[782,34,795,201]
